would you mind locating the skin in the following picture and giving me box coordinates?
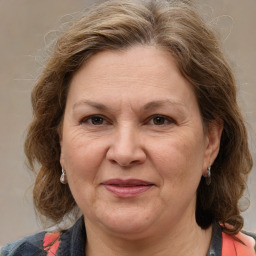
[60,46,223,256]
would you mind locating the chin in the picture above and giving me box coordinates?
[103,220,154,239]
[92,206,158,238]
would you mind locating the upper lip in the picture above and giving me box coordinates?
[101,179,154,186]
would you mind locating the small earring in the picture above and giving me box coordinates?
[60,168,68,184]
[203,166,211,186]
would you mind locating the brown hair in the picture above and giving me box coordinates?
[24,0,252,234]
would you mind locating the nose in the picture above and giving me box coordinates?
[106,124,146,167]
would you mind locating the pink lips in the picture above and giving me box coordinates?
[101,179,154,198]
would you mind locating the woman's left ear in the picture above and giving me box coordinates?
[59,133,64,166]
[203,119,223,171]
[60,150,64,165]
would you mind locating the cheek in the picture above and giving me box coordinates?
[62,134,105,184]
[62,137,105,210]
[151,133,205,186]
[153,138,205,213]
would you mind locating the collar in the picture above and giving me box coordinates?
[207,222,222,256]
[57,216,86,256]
[57,217,224,256]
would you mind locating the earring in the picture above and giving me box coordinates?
[60,168,68,184]
[203,166,211,186]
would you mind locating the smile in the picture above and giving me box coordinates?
[101,179,154,198]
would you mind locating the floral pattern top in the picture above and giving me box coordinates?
[1,218,255,256]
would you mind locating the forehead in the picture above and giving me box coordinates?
[67,46,197,110]
[73,46,181,82]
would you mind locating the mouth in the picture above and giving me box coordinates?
[101,179,154,198]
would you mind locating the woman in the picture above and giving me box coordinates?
[1,0,255,255]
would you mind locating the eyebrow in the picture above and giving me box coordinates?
[73,99,186,111]
[73,100,109,111]
[143,99,186,111]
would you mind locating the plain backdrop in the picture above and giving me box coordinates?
[1,0,255,245]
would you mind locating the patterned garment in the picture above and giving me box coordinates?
[1,217,255,255]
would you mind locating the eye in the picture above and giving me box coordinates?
[148,115,174,126]
[81,115,107,126]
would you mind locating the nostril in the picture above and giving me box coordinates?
[105,132,146,167]
[109,158,144,168]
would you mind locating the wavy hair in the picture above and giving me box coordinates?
[24,0,253,234]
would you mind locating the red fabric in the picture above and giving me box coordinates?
[41,229,256,256]
[43,232,60,256]
[222,232,256,256]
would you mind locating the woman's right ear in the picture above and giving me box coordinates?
[59,130,63,164]
[58,120,64,147]
[60,149,65,168]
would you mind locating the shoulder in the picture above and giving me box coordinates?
[0,217,85,256]
[222,230,256,255]
[241,231,256,253]
[0,231,46,256]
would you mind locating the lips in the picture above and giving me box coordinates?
[101,179,154,198]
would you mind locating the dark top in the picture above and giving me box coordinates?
[207,222,222,256]
[0,217,227,256]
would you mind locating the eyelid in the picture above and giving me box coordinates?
[79,114,175,126]
[147,114,176,125]
[80,114,110,125]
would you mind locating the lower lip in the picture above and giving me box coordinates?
[103,185,153,198]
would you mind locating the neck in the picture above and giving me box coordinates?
[85,216,212,256]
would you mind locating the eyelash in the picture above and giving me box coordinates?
[80,115,109,126]
[147,115,175,126]
[80,114,175,127]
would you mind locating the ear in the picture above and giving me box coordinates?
[60,147,65,169]
[58,127,64,167]
[203,119,223,172]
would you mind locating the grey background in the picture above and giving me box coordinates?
[0,0,255,245]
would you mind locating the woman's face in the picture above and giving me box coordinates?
[60,46,221,238]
